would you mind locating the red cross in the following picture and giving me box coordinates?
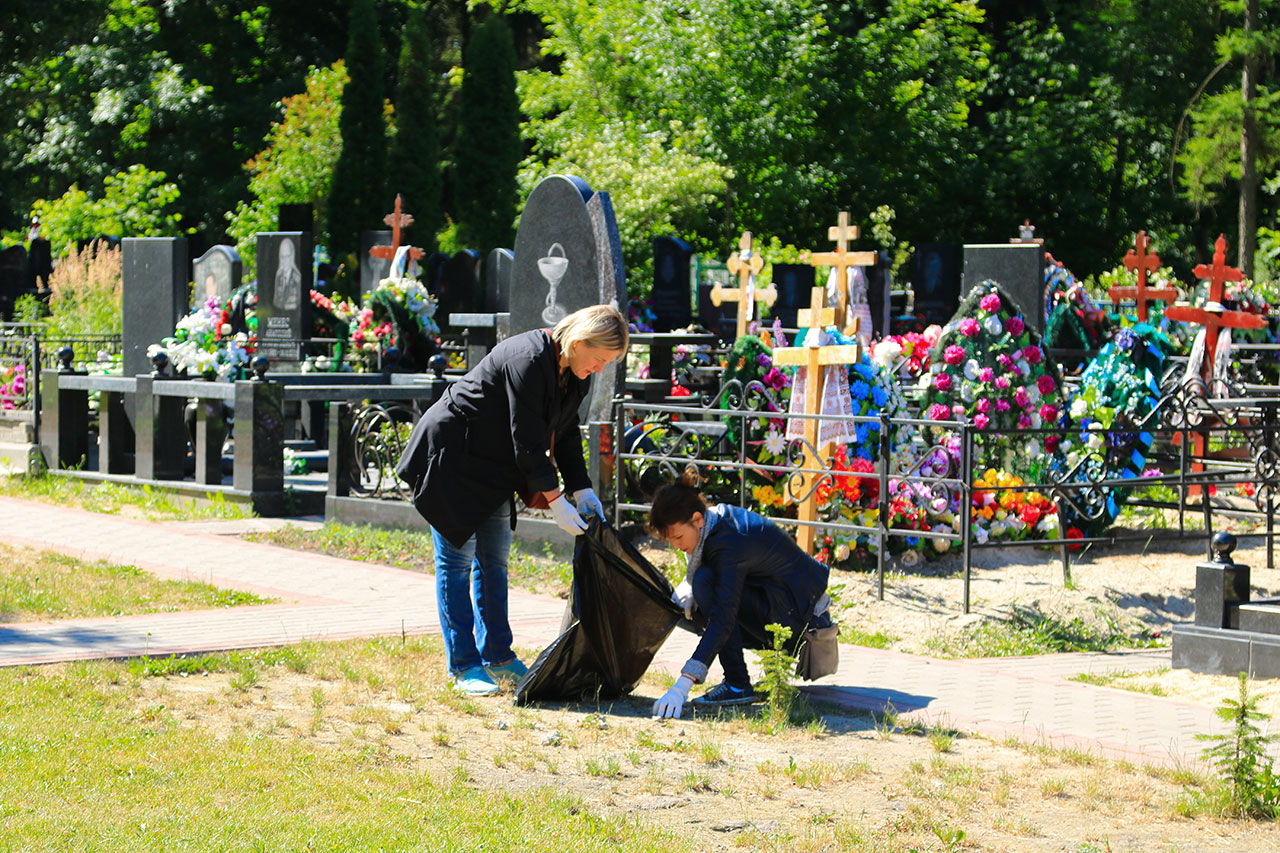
[1110,230,1176,321]
[1163,234,1264,379]
[369,194,425,266]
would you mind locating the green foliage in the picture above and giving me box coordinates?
[869,204,913,283]
[455,14,521,255]
[228,62,348,277]
[42,243,123,339]
[757,622,799,725]
[1195,672,1280,818]
[388,7,442,255]
[924,604,1151,658]
[329,0,388,264]
[31,165,181,258]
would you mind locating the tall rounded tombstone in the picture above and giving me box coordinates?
[511,174,626,420]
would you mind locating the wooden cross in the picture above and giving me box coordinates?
[1163,234,1266,495]
[369,194,425,269]
[809,211,877,335]
[771,286,863,554]
[711,231,775,340]
[1110,230,1176,321]
[1164,234,1265,380]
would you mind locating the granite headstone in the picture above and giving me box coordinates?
[122,238,189,378]
[767,263,816,329]
[913,243,963,328]
[255,232,313,362]
[436,250,482,324]
[28,238,52,292]
[696,260,736,341]
[485,248,514,313]
[191,245,242,310]
[278,203,314,235]
[0,245,28,321]
[360,230,393,297]
[963,243,1046,331]
[651,237,693,332]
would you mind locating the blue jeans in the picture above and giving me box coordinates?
[429,504,515,676]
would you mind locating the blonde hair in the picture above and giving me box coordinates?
[552,304,629,356]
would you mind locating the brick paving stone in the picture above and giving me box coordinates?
[0,496,1262,768]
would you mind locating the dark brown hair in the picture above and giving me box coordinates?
[648,467,707,534]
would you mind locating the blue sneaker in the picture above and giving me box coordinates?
[691,681,759,707]
[485,658,528,683]
[453,666,500,696]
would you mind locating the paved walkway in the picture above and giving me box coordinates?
[0,496,1252,768]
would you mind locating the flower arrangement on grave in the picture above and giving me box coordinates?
[970,468,1059,543]
[719,334,789,443]
[869,326,942,380]
[151,295,253,381]
[1095,263,1189,351]
[627,297,656,333]
[307,290,359,371]
[1044,254,1110,351]
[1055,324,1169,537]
[0,363,27,410]
[351,275,441,372]
[924,280,1066,482]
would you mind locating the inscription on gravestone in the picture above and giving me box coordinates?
[256,232,312,362]
[767,263,816,329]
[962,243,1046,331]
[360,231,393,297]
[123,238,189,378]
[191,245,242,309]
[650,236,693,332]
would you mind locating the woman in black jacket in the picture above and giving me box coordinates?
[648,480,831,718]
[396,305,628,695]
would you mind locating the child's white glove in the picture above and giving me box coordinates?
[671,578,695,620]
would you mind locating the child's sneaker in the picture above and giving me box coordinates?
[690,681,759,707]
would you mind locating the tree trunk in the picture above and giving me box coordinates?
[1240,0,1260,278]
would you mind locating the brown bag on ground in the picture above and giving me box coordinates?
[795,623,839,681]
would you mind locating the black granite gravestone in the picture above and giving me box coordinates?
[963,243,1046,331]
[0,245,28,320]
[278,203,314,235]
[485,248,514,314]
[436,250,482,324]
[122,238,189,378]
[28,238,52,293]
[191,245,242,310]
[255,232,313,362]
[360,230,393,297]
[913,243,963,328]
[867,252,893,338]
[767,263,816,329]
[651,236,693,332]
[696,259,736,341]
[510,174,625,337]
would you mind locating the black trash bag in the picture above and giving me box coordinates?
[515,517,682,704]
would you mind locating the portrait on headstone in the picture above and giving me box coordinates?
[274,237,302,311]
[192,246,242,309]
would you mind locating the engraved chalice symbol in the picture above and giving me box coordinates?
[539,242,569,325]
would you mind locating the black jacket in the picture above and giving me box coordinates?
[691,504,829,670]
[395,329,593,546]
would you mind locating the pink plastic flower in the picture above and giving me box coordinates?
[978,367,994,383]
[973,413,990,429]
[944,345,966,365]
[979,293,1002,313]
[995,399,1011,412]
[1045,434,1061,452]
[934,373,953,392]
[975,398,991,414]
[923,325,943,346]
[996,354,1013,369]
[927,403,951,421]
[1006,316,1025,336]
[959,318,980,338]
[1014,388,1030,409]
[1023,346,1042,365]
[952,404,966,418]
[995,376,1010,390]
[1018,413,1033,429]
[1039,404,1058,422]
[1037,375,1056,395]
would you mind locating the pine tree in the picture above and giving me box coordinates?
[387,6,441,255]
[328,0,388,270]
[454,12,520,255]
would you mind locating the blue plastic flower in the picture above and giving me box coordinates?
[871,386,888,407]
[850,380,870,400]
[905,536,920,547]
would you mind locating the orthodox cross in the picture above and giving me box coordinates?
[1110,230,1176,322]
[1164,234,1265,380]
[711,231,775,341]
[809,211,877,335]
[771,286,864,554]
[368,194,425,270]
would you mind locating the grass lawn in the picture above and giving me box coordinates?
[0,542,270,621]
[0,474,252,522]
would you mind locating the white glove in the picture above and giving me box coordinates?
[652,675,694,719]
[549,494,588,536]
[671,578,694,620]
[573,487,605,519]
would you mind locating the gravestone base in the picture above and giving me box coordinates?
[1172,624,1280,679]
